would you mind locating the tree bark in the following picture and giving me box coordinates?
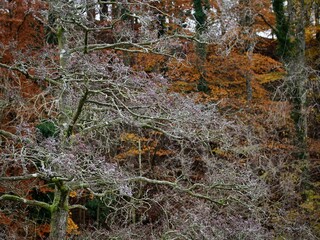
[290,0,308,160]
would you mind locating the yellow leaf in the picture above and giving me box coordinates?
[67,213,80,235]
[69,191,77,198]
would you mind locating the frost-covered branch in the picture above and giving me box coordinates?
[0,62,61,86]
[128,176,225,205]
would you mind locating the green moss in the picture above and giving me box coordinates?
[301,189,320,214]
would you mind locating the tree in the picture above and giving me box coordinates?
[0,1,269,239]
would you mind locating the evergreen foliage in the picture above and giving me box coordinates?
[272,0,294,60]
[193,0,207,33]
[36,120,59,138]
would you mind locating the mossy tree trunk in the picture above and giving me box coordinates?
[0,177,73,240]
[49,181,70,240]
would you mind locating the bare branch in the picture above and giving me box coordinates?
[69,41,156,54]
[0,129,18,140]
[69,204,87,210]
[127,176,225,205]
[0,62,61,86]
[257,13,277,36]
[0,173,43,181]
[0,130,32,144]
[0,194,51,211]
[66,87,89,138]
[142,124,183,140]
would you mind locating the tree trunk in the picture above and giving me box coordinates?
[273,0,308,160]
[291,0,308,160]
[100,2,110,20]
[287,63,308,159]
[193,0,209,93]
[239,0,254,102]
[49,184,70,240]
[315,2,320,42]
[272,0,293,60]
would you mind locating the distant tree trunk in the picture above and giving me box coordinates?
[239,0,254,102]
[111,0,120,19]
[290,0,308,160]
[272,0,294,60]
[157,13,167,38]
[49,183,70,240]
[193,0,209,93]
[86,0,96,22]
[100,2,110,20]
[273,0,308,161]
[46,9,58,45]
[245,70,253,102]
[315,1,320,42]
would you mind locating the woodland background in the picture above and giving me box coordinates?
[0,0,319,239]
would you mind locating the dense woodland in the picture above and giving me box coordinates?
[0,0,319,239]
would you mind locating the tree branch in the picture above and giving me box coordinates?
[69,204,87,210]
[0,173,44,181]
[0,129,32,144]
[69,40,159,54]
[0,62,61,86]
[0,194,51,211]
[127,176,225,205]
[257,13,278,36]
[0,129,18,140]
[142,124,183,140]
[66,87,89,138]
